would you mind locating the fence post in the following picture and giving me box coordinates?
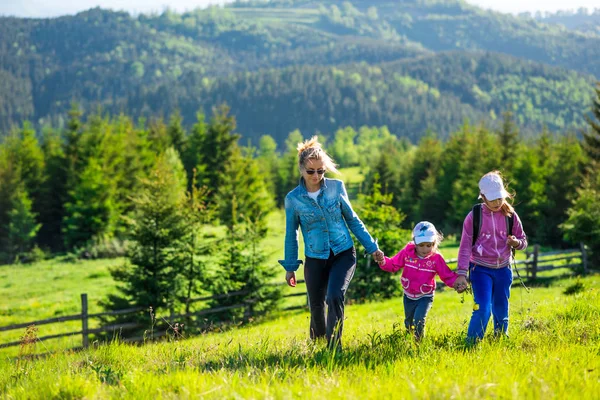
[531,244,539,280]
[81,293,89,348]
[580,242,588,274]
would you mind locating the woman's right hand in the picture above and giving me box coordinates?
[285,271,296,287]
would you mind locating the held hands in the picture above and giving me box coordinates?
[285,271,296,287]
[372,249,385,266]
[453,275,469,293]
[507,235,520,249]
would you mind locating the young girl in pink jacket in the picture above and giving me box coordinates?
[378,221,458,340]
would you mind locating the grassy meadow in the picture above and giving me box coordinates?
[0,273,598,398]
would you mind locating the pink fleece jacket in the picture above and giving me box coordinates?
[457,205,527,275]
[379,242,458,299]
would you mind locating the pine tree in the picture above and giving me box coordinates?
[105,148,188,315]
[449,123,502,228]
[0,157,21,261]
[256,134,279,196]
[330,126,359,166]
[561,182,600,265]
[544,134,586,246]
[62,158,115,251]
[218,147,274,232]
[582,82,600,165]
[182,111,208,192]
[7,184,41,262]
[37,127,67,251]
[198,105,240,202]
[0,125,45,257]
[497,111,520,165]
[167,111,187,157]
[275,130,303,206]
[210,147,280,320]
[402,134,444,223]
[562,83,600,262]
[147,117,170,154]
[511,138,548,244]
[349,180,411,302]
[179,169,215,318]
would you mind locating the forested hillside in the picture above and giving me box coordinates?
[130,52,592,143]
[0,0,599,143]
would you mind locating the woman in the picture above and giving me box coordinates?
[279,136,384,349]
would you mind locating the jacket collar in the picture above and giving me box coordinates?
[299,177,328,195]
[481,203,500,215]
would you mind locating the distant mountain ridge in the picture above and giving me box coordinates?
[0,0,598,143]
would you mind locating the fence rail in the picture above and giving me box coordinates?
[445,243,587,280]
[0,244,588,352]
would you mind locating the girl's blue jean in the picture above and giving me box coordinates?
[403,294,434,340]
[467,263,513,341]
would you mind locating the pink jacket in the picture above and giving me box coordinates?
[379,242,458,299]
[457,205,527,275]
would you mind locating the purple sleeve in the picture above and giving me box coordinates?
[457,212,473,276]
[512,211,528,251]
[379,248,406,273]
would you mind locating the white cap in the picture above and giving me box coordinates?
[478,172,509,201]
[413,221,438,244]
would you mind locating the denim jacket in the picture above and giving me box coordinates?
[278,178,378,272]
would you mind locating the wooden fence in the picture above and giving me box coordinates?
[0,244,589,352]
[0,280,308,351]
[439,243,587,287]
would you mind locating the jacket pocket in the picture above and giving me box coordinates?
[400,277,409,289]
[298,211,319,225]
[326,201,342,223]
[419,283,434,295]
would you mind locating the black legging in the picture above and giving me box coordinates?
[304,247,356,347]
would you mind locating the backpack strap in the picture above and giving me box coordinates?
[506,213,515,236]
[472,204,482,247]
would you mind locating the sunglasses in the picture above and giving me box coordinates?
[305,169,326,175]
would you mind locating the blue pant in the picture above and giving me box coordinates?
[403,295,434,340]
[467,264,513,341]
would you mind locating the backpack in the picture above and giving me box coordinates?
[471,203,514,247]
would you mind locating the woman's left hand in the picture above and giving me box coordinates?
[285,271,296,287]
[372,249,384,264]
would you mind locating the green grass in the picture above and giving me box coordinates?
[0,258,121,324]
[0,258,122,356]
[1,274,598,398]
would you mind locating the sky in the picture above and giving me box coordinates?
[0,0,598,18]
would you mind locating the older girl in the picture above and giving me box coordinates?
[454,171,528,342]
